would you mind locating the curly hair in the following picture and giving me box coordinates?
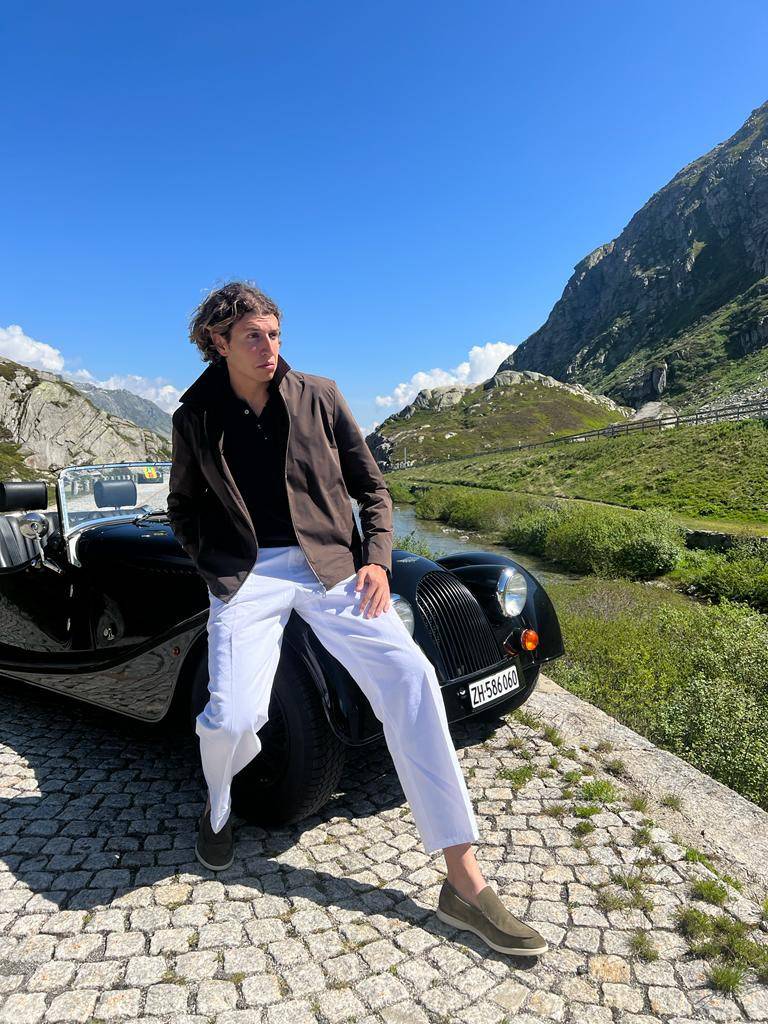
[188,281,283,364]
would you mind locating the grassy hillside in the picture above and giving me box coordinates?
[1,444,44,483]
[596,276,768,411]
[387,418,768,525]
[379,377,626,465]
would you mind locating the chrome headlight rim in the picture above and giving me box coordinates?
[495,565,528,618]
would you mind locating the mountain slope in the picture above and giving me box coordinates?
[368,369,629,469]
[504,100,768,410]
[0,355,172,479]
[72,381,172,440]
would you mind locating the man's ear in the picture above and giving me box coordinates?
[210,329,229,357]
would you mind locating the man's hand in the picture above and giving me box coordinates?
[355,564,391,618]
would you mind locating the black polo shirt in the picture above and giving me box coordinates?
[220,369,299,548]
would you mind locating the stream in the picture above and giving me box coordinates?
[354,501,582,588]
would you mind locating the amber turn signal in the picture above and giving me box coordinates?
[521,628,539,651]
[502,627,540,656]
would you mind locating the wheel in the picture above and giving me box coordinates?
[188,642,346,828]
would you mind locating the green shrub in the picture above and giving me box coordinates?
[502,504,566,555]
[614,533,680,578]
[672,538,768,611]
[543,505,684,579]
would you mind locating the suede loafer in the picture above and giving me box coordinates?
[436,879,548,956]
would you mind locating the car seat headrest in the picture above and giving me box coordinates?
[0,481,49,513]
[93,478,138,509]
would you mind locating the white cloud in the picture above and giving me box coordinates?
[0,325,66,372]
[0,325,182,414]
[374,340,517,411]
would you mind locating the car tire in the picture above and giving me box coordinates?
[189,642,347,828]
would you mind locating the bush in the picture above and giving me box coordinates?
[385,480,415,504]
[543,505,684,579]
[614,534,681,578]
[672,538,768,611]
[502,503,566,555]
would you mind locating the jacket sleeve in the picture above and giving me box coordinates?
[167,407,204,565]
[332,381,393,578]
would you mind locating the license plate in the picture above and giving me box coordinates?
[469,664,521,709]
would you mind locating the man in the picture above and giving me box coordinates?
[167,281,548,957]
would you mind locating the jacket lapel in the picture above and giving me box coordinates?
[180,353,305,545]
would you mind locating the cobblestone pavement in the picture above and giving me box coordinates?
[1,674,767,1024]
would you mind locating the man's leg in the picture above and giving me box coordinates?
[197,547,298,834]
[291,558,550,955]
[292,566,481,856]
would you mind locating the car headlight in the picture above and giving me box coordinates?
[496,566,528,617]
[391,594,415,635]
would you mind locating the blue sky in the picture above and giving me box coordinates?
[1,1,766,433]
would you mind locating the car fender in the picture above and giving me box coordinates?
[435,551,565,665]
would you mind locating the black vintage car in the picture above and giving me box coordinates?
[0,461,564,828]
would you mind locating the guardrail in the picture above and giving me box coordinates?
[384,398,768,472]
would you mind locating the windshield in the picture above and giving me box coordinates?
[57,461,172,537]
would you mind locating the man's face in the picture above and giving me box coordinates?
[212,312,281,384]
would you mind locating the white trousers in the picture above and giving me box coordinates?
[195,543,481,854]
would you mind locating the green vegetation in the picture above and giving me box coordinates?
[379,377,626,466]
[542,724,564,746]
[389,480,768,612]
[580,779,619,803]
[389,417,768,526]
[691,878,729,907]
[511,707,541,730]
[675,906,768,985]
[0,440,43,483]
[597,275,768,411]
[574,820,595,836]
[708,963,746,995]
[597,889,632,912]
[573,804,600,818]
[628,929,659,961]
[543,802,567,817]
[547,578,768,809]
[671,538,768,612]
[496,764,535,790]
[392,494,768,812]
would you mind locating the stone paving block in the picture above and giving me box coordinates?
[379,1001,431,1023]
[44,990,99,1023]
[241,973,283,1006]
[602,982,646,1011]
[93,988,142,1018]
[26,961,77,992]
[73,959,124,988]
[256,1001,310,1024]
[0,993,48,1024]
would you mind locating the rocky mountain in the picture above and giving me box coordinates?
[71,381,172,440]
[504,100,768,411]
[0,355,172,480]
[368,369,630,470]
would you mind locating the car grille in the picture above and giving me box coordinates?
[415,571,502,678]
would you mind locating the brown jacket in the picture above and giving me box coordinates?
[167,353,393,603]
